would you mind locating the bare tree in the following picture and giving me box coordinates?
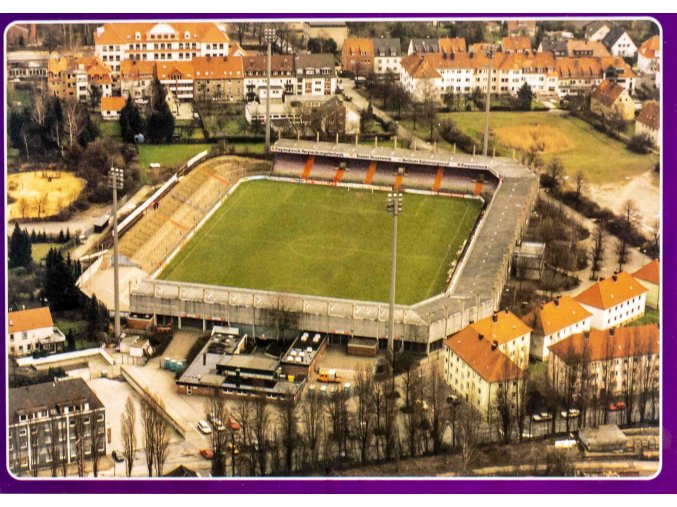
[62,99,88,149]
[546,157,566,192]
[152,399,170,477]
[300,387,325,472]
[73,414,87,477]
[400,363,424,457]
[457,402,482,473]
[252,396,270,476]
[574,170,585,200]
[231,396,255,475]
[353,367,375,465]
[590,225,606,281]
[276,394,300,474]
[90,410,105,477]
[617,200,637,271]
[205,390,228,477]
[120,396,137,477]
[426,362,449,455]
[46,417,61,477]
[325,387,351,462]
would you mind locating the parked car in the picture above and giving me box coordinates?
[226,442,240,455]
[197,420,212,434]
[554,439,577,449]
[200,448,214,460]
[561,409,581,419]
[532,412,553,422]
[228,417,241,431]
[111,450,125,463]
[447,394,461,405]
[208,414,226,432]
[609,401,627,412]
[342,94,353,102]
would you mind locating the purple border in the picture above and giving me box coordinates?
[0,12,673,494]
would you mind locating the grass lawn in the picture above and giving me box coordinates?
[403,111,658,184]
[137,143,212,169]
[628,307,659,326]
[160,179,482,304]
[31,243,61,263]
[97,119,121,138]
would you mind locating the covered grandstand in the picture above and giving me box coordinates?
[129,139,538,354]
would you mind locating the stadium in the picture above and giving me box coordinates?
[128,139,538,355]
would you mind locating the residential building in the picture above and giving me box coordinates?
[311,96,361,137]
[243,54,295,102]
[566,40,611,58]
[8,378,106,475]
[94,22,230,79]
[444,325,523,415]
[48,55,112,102]
[120,59,156,101]
[635,101,660,148]
[633,259,660,310]
[100,96,126,120]
[466,309,532,369]
[155,60,195,101]
[548,324,659,402]
[555,56,636,97]
[590,79,635,121]
[574,271,647,330]
[439,37,468,55]
[398,53,443,103]
[500,36,533,54]
[637,35,660,74]
[538,38,568,57]
[523,296,593,361]
[294,53,336,96]
[584,20,614,42]
[372,38,402,75]
[193,55,244,103]
[7,50,49,84]
[8,307,65,357]
[341,38,374,76]
[495,51,557,97]
[603,26,637,57]
[507,20,537,37]
[307,21,349,49]
[407,37,466,56]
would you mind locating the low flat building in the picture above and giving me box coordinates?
[7,50,49,84]
[574,271,647,329]
[119,335,152,365]
[8,307,65,357]
[8,378,106,475]
[579,424,627,452]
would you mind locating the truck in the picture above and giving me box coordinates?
[318,368,341,384]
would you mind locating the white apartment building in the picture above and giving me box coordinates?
[294,53,337,96]
[444,326,523,415]
[94,22,230,83]
[372,38,402,75]
[156,60,195,101]
[549,324,659,400]
[120,59,156,100]
[603,27,637,58]
[8,307,65,356]
[575,272,647,330]
[469,309,532,370]
[243,54,295,102]
[524,296,593,361]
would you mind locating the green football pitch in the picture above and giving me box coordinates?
[159,179,482,304]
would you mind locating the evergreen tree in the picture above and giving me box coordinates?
[516,83,534,111]
[146,79,175,144]
[58,229,65,243]
[65,227,71,242]
[30,230,37,243]
[66,329,76,352]
[86,294,110,339]
[42,248,81,311]
[8,223,32,269]
[119,95,143,143]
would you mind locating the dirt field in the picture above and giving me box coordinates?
[8,170,86,220]
[494,123,574,153]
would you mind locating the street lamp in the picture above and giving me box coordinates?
[386,180,404,364]
[263,27,276,154]
[108,167,124,342]
[482,46,496,157]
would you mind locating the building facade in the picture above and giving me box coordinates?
[193,55,245,103]
[590,79,635,121]
[294,53,337,96]
[341,38,374,75]
[603,27,637,57]
[635,100,660,147]
[8,379,106,475]
[637,35,660,74]
[575,272,647,330]
[8,307,65,357]
[633,259,660,310]
[243,54,295,102]
[372,38,402,75]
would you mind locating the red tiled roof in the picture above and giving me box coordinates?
[522,296,592,337]
[633,259,660,286]
[636,101,660,131]
[575,272,647,310]
[193,56,243,80]
[101,96,126,112]
[8,307,53,334]
[549,324,659,363]
[444,327,523,383]
[95,22,229,45]
[469,309,532,345]
[591,79,627,107]
[638,35,660,59]
[501,36,532,52]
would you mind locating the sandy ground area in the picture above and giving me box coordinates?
[8,171,86,220]
[587,169,661,232]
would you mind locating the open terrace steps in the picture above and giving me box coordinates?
[118,156,267,274]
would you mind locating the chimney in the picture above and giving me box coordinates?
[478,333,484,341]
[504,308,509,314]
[609,328,615,336]
[491,340,498,351]
[554,298,560,307]
[584,331,590,340]
[203,353,206,366]
[612,274,618,282]
[492,312,498,323]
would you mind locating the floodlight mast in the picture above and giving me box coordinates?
[109,167,124,342]
[264,27,276,154]
[386,178,404,365]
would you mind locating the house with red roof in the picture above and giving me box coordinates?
[590,79,634,121]
[635,101,660,148]
[633,259,660,310]
[637,35,660,75]
[444,325,524,415]
[523,296,592,361]
[8,307,65,356]
[100,96,126,120]
[574,272,647,330]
